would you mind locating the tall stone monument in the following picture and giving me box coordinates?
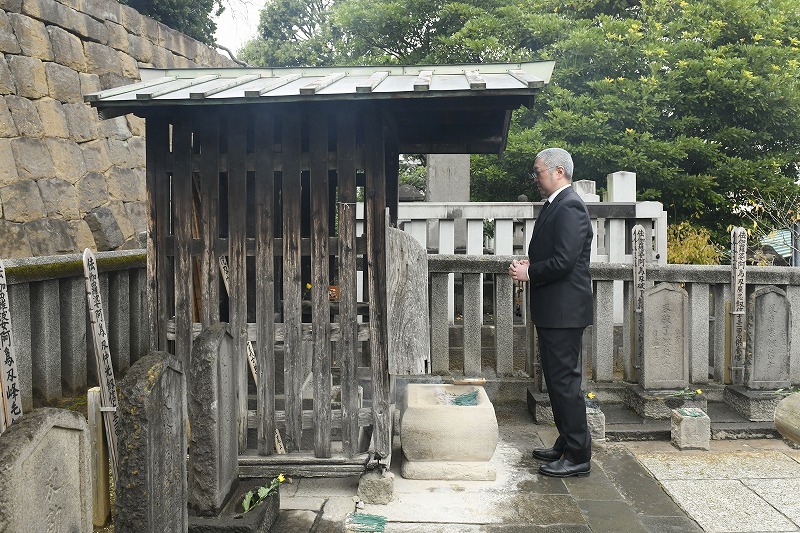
[116,352,187,533]
[188,323,239,516]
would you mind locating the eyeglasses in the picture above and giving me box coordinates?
[529,165,561,181]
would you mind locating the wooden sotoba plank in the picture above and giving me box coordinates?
[356,71,390,93]
[172,119,194,367]
[136,74,220,99]
[299,72,345,95]
[464,69,486,90]
[254,110,277,455]
[508,69,545,89]
[336,108,360,457]
[413,70,433,91]
[227,107,249,453]
[198,111,221,327]
[190,74,261,99]
[244,73,302,97]
[281,110,303,452]
[364,110,391,459]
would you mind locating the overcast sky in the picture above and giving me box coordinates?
[213,0,262,54]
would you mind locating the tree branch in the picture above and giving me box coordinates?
[216,44,249,66]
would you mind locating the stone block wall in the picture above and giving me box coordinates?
[0,0,235,258]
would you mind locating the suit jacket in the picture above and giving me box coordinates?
[527,186,594,328]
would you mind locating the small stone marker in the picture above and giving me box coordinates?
[188,323,239,516]
[0,408,92,532]
[586,407,606,441]
[116,352,187,533]
[670,407,710,450]
[0,259,23,431]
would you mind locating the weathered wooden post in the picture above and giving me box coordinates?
[632,224,646,384]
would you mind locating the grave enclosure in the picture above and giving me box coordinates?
[85,62,554,484]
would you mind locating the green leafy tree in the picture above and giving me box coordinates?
[119,0,225,45]
[472,0,800,245]
[239,0,341,66]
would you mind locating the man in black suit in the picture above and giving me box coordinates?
[508,147,593,478]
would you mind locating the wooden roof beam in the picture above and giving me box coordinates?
[84,76,176,102]
[465,70,486,90]
[136,74,220,99]
[356,71,390,93]
[413,70,433,91]
[244,73,302,97]
[508,69,545,88]
[299,72,345,95]
[190,74,261,99]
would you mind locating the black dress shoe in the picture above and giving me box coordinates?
[538,458,591,478]
[532,447,563,461]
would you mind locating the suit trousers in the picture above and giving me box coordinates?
[537,326,591,463]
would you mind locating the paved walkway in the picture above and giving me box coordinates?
[274,404,800,532]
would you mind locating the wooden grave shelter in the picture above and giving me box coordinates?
[85,62,553,476]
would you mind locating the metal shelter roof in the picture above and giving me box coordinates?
[85,62,555,154]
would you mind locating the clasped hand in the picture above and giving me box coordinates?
[508,259,529,282]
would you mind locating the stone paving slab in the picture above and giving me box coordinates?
[635,450,800,480]
[742,478,800,526]
[659,479,799,532]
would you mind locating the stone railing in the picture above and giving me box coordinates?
[427,255,800,389]
[390,193,667,324]
[2,250,147,411]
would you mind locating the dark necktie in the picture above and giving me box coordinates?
[542,200,550,212]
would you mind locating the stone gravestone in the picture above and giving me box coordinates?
[0,408,91,532]
[641,282,689,390]
[116,352,187,533]
[188,323,239,516]
[746,285,791,390]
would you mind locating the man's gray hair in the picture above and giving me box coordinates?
[536,148,574,181]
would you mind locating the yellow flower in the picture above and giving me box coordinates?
[695,389,703,395]
[587,392,596,399]
[753,34,764,42]
[277,474,286,483]
[625,128,635,134]
[305,283,312,289]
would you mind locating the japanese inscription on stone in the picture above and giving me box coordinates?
[632,225,646,382]
[0,260,23,431]
[82,249,119,483]
[730,227,747,385]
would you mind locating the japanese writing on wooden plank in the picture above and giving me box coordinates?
[0,260,23,432]
[82,249,120,483]
[219,255,285,454]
